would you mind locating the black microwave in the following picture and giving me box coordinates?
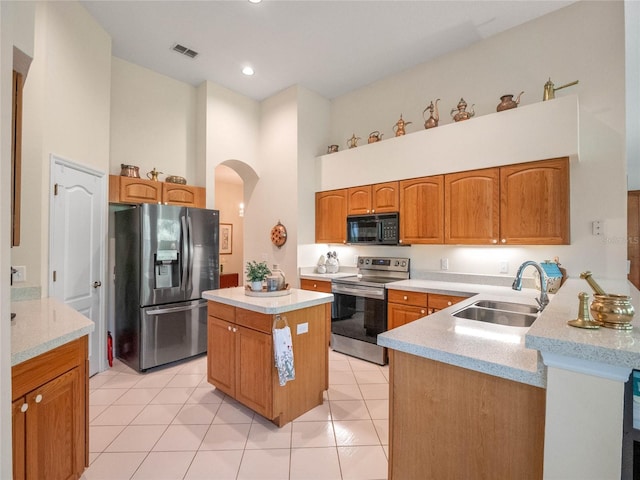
[346,213,400,245]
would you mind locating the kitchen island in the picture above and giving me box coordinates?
[202,287,333,426]
[379,276,640,480]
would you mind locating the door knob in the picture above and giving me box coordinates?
[92,281,102,288]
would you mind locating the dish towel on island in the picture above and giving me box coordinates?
[273,315,295,386]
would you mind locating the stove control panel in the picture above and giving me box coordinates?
[357,256,410,273]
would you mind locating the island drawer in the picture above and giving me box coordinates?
[388,289,428,307]
[236,309,271,334]
[208,301,235,322]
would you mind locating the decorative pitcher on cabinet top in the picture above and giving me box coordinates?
[496,92,524,112]
[368,131,383,143]
[422,99,440,129]
[450,98,475,122]
[393,114,412,136]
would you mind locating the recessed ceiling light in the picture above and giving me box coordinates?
[242,66,254,76]
[248,0,262,4]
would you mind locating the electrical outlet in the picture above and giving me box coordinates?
[440,258,449,270]
[592,220,603,236]
[499,261,509,274]
[12,266,26,283]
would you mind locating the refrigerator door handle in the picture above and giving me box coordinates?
[146,302,204,315]
[181,215,189,291]
[187,214,194,292]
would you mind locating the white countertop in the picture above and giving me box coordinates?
[379,277,640,388]
[203,287,333,314]
[379,280,546,387]
[11,297,95,366]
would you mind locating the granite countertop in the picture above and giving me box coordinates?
[379,276,640,388]
[378,280,546,387]
[526,278,640,369]
[11,297,95,366]
[203,287,333,314]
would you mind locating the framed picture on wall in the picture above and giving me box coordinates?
[220,223,232,255]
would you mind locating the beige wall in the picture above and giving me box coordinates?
[13,1,111,295]
[214,168,244,280]
[311,1,626,280]
[110,57,198,183]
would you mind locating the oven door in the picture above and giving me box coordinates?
[331,283,387,343]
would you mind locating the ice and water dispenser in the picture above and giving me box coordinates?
[154,249,180,288]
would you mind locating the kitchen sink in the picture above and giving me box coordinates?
[472,300,539,314]
[453,305,537,328]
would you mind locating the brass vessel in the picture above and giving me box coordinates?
[497,92,524,112]
[543,78,579,101]
[347,134,360,149]
[120,164,140,178]
[393,114,412,137]
[422,99,440,129]
[567,292,601,329]
[368,131,383,143]
[146,168,162,181]
[450,98,475,122]
[590,294,635,329]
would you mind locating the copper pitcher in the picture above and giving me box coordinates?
[393,114,412,137]
[496,92,524,112]
[423,99,440,129]
[450,98,474,122]
[368,131,383,143]
[120,164,140,178]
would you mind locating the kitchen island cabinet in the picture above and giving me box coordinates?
[389,350,545,479]
[204,287,333,426]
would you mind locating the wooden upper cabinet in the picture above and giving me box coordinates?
[315,189,347,244]
[500,157,569,245]
[109,175,205,208]
[445,168,500,244]
[372,181,399,213]
[162,183,205,207]
[348,181,399,215]
[399,175,444,244]
[347,185,372,215]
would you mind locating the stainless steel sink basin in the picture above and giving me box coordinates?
[472,300,539,314]
[453,306,537,328]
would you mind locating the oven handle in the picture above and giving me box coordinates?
[332,284,385,299]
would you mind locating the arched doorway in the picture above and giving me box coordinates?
[215,164,244,284]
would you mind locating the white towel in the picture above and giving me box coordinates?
[273,321,295,386]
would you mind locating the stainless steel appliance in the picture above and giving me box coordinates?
[331,256,410,364]
[115,204,219,372]
[346,213,400,245]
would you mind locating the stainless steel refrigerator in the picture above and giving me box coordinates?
[115,204,219,372]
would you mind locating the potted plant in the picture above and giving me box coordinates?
[245,261,271,291]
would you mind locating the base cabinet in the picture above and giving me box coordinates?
[207,301,327,426]
[387,290,469,329]
[12,336,88,480]
[388,350,545,479]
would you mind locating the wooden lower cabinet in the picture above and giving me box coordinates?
[388,350,545,479]
[207,301,328,426]
[12,336,88,480]
[299,278,332,293]
[387,290,469,329]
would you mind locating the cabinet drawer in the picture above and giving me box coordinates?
[236,309,272,334]
[387,289,428,307]
[428,294,469,310]
[300,278,332,293]
[208,301,235,322]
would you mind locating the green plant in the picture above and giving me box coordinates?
[245,261,271,282]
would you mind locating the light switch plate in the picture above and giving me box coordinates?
[440,258,449,270]
[12,266,26,283]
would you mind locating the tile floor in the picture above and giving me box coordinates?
[81,350,389,480]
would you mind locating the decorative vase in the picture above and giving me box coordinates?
[251,280,263,291]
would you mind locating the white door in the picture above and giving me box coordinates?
[49,155,106,376]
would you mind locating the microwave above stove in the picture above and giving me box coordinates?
[347,212,400,245]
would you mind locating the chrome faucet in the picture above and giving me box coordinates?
[512,261,549,311]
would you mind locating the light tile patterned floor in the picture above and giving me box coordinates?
[81,350,389,480]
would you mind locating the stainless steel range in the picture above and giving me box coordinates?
[331,256,410,364]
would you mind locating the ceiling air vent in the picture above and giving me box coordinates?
[171,43,198,59]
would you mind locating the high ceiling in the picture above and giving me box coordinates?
[81,0,574,101]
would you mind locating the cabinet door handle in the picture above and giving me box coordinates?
[35,394,43,404]
[20,403,28,413]
[313,283,317,288]
[403,295,408,301]
[227,325,232,331]
[501,238,506,244]
[447,301,452,306]
[491,239,498,244]
[232,327,237,333]
[421,309,425,314]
